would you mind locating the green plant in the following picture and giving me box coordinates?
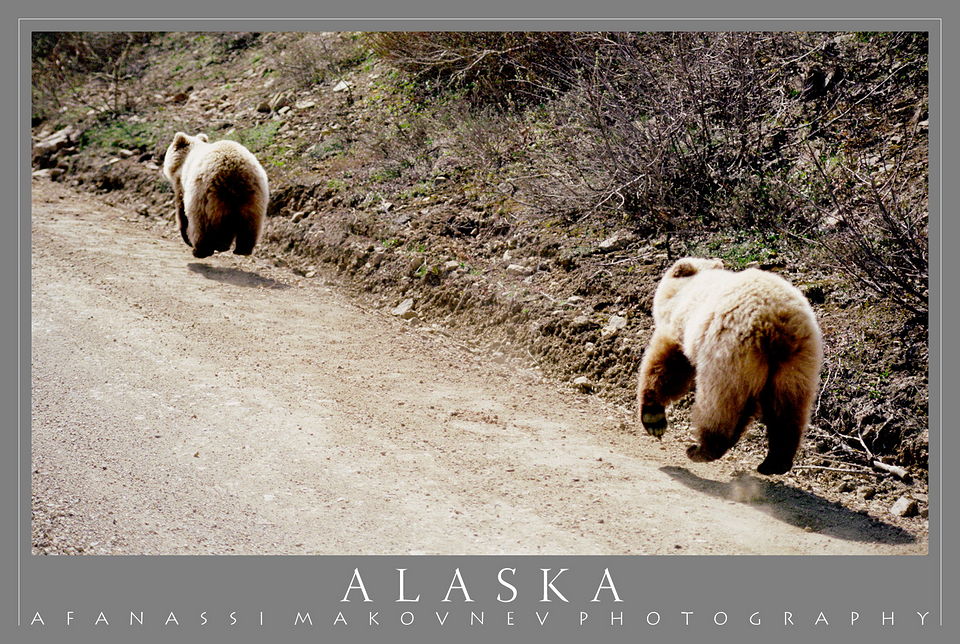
[223,121,281,153]
[79,120,157,151]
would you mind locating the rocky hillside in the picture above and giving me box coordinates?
[31,31,929,513]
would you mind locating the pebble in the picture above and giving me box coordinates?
[598,231,634,252]
[573,376,592,392]
[391,298,416,319]
[601,314,628,337]
[890,496,918,518]
[506,264,534,276]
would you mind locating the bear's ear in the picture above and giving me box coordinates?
[670,259,699,278]
[196,133,209,142]
[171,132,191,151]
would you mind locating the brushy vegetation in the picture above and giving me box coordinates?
[363,31,928,317]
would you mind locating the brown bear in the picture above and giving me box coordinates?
[162,132,269,258]
[637,257,823,475]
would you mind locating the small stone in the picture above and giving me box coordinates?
[598,231,634,252]
[32,168,64,179]
[256,101,271,113]
[295,100,317,110]
[391,298,416,319]
[332,80,352,92]
[573,376,593,392]
[859,486,876,500]
[890,496,919,518]
[506,264,534,276]
[601,314,628,337]
[443,260,461,272]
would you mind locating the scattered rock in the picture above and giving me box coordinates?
[32,168,64,180]
[268,91,291,111]
[391,298,416,319]
[32,126,79,167]
[571,315,597,330]
[890,496,918,518]
[601,314,628,338]
[573,376,593,392]
[295,100,317,110]
[332,80,352,92]
[859,486,876,500]
[506,264,534,276]
[598,231,635,252]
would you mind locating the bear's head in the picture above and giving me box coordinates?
[161,132,209,184]
[652,257,724,319]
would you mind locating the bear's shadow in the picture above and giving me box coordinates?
[188,262,291,290]
[660,466,917,545]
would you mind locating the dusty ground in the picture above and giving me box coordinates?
[30,177,926,555]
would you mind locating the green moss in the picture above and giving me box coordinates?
[222,121,282,154]
[79,120,157,151]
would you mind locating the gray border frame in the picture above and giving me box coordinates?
[5,2,952,643]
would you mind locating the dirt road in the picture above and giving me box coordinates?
[30,178,924,555]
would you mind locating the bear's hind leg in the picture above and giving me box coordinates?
[757,365,815,475]
[637,331,695,438]
[687,400,756,463]
[233,205,263,256]
[687,357,764,463]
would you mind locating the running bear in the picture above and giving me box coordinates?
[162,132,269,258]
[637,257,823,475]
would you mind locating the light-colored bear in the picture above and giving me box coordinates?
[162,132,269,258]
[637,257,823,475]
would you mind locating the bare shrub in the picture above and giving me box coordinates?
[364,32,577,105]
[276,33,368,88]
[515,32,822,232]
[32,32,154,120]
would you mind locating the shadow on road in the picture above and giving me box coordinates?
[188,263,291,290]
[661,466,918,546]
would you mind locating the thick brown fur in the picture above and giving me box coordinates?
[162,132,269,258]
[637,257,823,474]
